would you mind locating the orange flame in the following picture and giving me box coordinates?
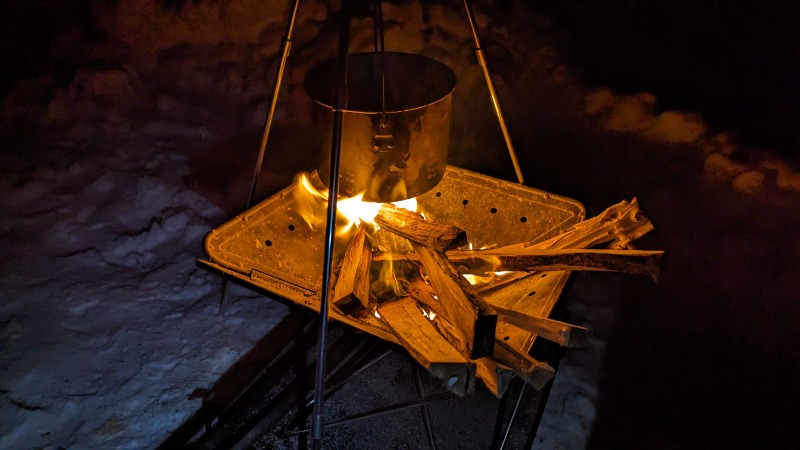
[293,173,417,236]
[462,271,514,286]
[293,172,419,298]
[461,247,513,286]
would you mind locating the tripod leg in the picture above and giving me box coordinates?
[245,0,302,209]
[224,0,302,318]
[462,0,525,185]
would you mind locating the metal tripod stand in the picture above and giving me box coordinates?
[231,1,527,447]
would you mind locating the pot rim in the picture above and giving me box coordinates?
[304,52,457,114]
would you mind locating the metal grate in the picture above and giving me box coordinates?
[202,165,584,353]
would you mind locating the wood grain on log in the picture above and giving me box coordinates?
[501,198,653,251]
[490,304,588,348]
[451,248,662,277]
[493,340,555,390]
[411,242,497,359]
[406,278,437,310]
[408,277,484,363]
[404,283,514,397]
[378,298,469,396]
[375,203,467,251]
[332,226,373,313]
[375,248,663,281]
[474,357,515,397]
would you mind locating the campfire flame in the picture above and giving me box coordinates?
[294,173,417,236]
[461,247,511,287]
[294,172,418,299]
[462,271,513,286]
[295,173,515,296]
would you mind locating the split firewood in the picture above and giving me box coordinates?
[411,242,497,359]
[408,274,506,401]
[378,298,469,396]
[608,237,636,250]
[406,277,437,302]
[490,303,588,348]
[450,248,663,281]
[374,203,468,251]
[349,198,658,396]
[404,283,514,397]
[406,280,472,356]
[499,198,653,252]
[409,268,576,348]
[532,198,653,249]
[493,340,555,390]
[375,248,664,281]
[474,357,515,397]
[332,226,373,314]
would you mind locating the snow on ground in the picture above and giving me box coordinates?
[0,131,289,448]
[1,1,799,449]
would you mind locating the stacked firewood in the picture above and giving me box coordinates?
[330,199,661,396]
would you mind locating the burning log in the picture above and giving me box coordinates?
[490,304,588,348]
[334,197,660,395]
[374,203,468,251]
[411,242,497,359]
[332,226,373,314]
[378,298,469,395]
[375,248,664,281]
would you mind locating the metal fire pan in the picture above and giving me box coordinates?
[202,166,585,353]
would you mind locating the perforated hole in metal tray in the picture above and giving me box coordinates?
[203,165,585,352]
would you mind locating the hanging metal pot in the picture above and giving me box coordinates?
[304,52,456,202]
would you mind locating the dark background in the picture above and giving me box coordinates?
[528,0,800,160]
